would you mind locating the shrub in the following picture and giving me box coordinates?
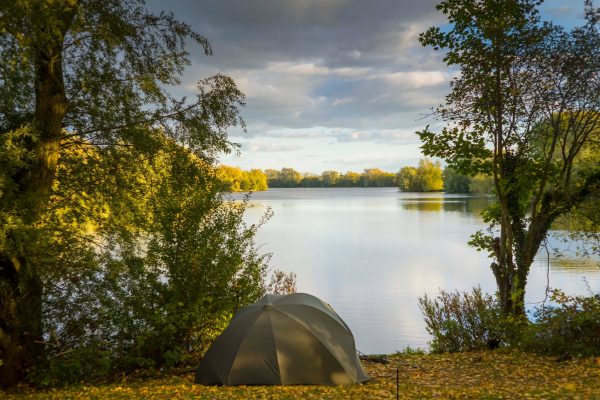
[266,270,297,295]
[419,287,507,353]
[522,289,600,356]
[33,142,269,385]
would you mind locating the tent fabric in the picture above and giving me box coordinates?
[195,293,370,386]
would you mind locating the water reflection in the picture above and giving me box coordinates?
[242,187,599,353]
[540,256,600,273]
[399,195,494,215]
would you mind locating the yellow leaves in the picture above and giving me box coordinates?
[3,351,600,399]
[561,382,577,392]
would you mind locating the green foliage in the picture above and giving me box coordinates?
[265,168,396,188]
[420,286,600,357]
[397,166,418,191]
[360,168,396,187]
[32,139,269,385]
[337,171,362,187]
[394,346,427,356]
[442,168,494,194]
[442,167,471,193]
[418,0,600,317]
[419,287,507,353]
[0,0,254,386]
[321,170,340,187]
[468,174,494,195]
[398,159,443,192]
[521,289,600,357]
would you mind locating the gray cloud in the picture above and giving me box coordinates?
[148,0,449,136]
[335,129,419,144]
[152,0,444,69]
[146,1,583,171]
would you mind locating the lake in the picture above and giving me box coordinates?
[234,187,600,354]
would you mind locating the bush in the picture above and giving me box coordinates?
[33,142,269,385]
[521,289,600,356]
[419,287,507,353]
[266,270,297,295]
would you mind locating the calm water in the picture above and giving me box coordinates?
[235,187,600,354]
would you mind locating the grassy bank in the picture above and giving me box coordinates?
[3,350,600,399]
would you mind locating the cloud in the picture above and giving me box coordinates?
[244,142,302,152]
[266,62,330,76]
[336,129,419,144]
[148,0,453,141]
[331,97,354,106]
[376,71,448,89]
[146,1,502,171]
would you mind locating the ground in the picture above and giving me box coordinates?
[3,350,600,399]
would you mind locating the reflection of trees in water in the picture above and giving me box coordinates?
[399,196,494,215]
[545,257,600,273]
[536,232,599,273]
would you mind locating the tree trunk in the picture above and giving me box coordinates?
[0,4,74,386]
[0,259,43,387]
[492,212,554,319]
[491,259,527,318]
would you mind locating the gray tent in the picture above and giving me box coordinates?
[195,293,370,385]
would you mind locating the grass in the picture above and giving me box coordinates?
[3,350,600,399]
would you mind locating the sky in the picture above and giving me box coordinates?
[148,0,588,174]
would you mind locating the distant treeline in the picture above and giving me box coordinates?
[218,159,494,193]
[398,159,494,194]
[265,168,397,188]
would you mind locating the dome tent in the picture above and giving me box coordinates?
[195,293,370,385]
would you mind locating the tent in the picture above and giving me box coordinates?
[195,293,370,385]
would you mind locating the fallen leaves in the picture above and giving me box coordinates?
[3,350,600,399]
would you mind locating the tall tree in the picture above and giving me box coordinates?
[397,159,443,192]
[418,0,600,317]
[0,0,244,386]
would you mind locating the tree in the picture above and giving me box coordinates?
[397,166,418,191]
[247,169,268,191]
[39,139,267,383]
[0,0,245,386]
[264,169,281,187]
[301,173,321,187]
[217,165,245,191]
[443,167,471,193]
[443,167,494,194]
[418,0,600,317]
[361,168,396,187]
[397,159,443,192]
[278,168,303,187]
[321,170,340,187]
[414,159,443,192]
[469,174,495,195]
[333,171,355,187]
[216,166,267,191]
